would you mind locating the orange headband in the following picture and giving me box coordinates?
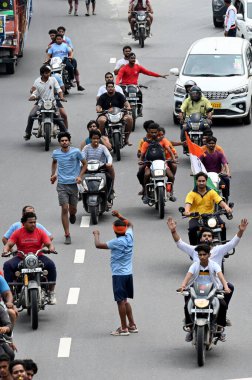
[113,220,129,234]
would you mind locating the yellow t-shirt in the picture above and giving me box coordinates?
[180,96,212,117]
[185,188,222,214]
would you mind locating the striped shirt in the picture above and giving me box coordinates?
[82,144,113,164]
[32,76,61,100]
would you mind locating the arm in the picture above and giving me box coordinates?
[167,218,181,242]
[96,105,103,113]
[184,203,192,216]
[1,290,14,306]
[139,65,168,78]
[217,271,231,292]
[103,147,113,165]
[93,230,109,249]
[219,200,232,214]
[114,65,125,76]
[50,159,58,184]
[3,241,15,254]
[112,210,133,228]
[221,163,230,177]
[80,140,86,151]
[78,159,87,181]
[2,237,7,245]
[165,145,175,161]
[68,47,73,59]
[180,272,193,290]
[0,307,12,334]
[124,100,131,110]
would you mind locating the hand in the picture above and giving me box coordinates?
[93,230,100,237]
[76,176,82,184]
[50,174,57,184]
[0,327,8,334]
[224,287,231,294]
[225,207,233,214]
[161,74,169,79]
[239,218,248,232]
[6,302,14,309]
[177,286,186,293]
[106,163,112,168]
[112,210,120,218]
[61,98,67,102]
[167,217,177,233]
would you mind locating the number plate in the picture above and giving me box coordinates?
[211,102,221,109]
[21,268,42,274]
[127,97,139,101]
[191,308,213,313]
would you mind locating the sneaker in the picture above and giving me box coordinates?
[185,331,193,342]
[128,325,138,333]
[219,333,226,342]
[23,133,31,141]
[74,10,78,16]
[77,85,85,91]
[85,13,90,16]
[226,318,232,327]
[128,31,132,35]
[169,195,177,202]
[69,214,76,224]
[64,235,71,245]
[70,80,76,87]
[142,195,149,204]
[48,292,57,305]
[68,6,73,14]
[110,327,129,336]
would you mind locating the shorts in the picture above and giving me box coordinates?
[57,183,78,207]
[86,0,95,4]
[112,274,134,302]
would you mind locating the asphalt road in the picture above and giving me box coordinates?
[0,0,252,379]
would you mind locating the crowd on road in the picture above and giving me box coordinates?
[0,0,250,375]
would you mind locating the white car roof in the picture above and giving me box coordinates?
[189,37,248,55]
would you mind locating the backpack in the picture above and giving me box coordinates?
[145,141,165,161]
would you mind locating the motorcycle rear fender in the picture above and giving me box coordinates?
[195,319,208,327]
[87,195,99,206]
[28,280,39,290]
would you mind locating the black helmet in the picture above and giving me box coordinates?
[184,80,197,93]
[190,85,202,102]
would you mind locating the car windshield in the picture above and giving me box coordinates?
[247,3,252,19]
[0,0,13,11]
[182,54,244,77]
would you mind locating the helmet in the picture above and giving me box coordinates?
[184,80,197,93]
[189,85,202,102]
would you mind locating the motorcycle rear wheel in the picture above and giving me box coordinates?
[90,206,98,225]
[113,132,121,161]
[157,187,165,219]
[30,289,39,330]
[196,326,206,367]
[139,29,145,48]
[44,123,51,151]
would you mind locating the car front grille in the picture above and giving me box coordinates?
[203,91,229,100]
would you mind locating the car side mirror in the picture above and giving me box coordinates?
[237,13,244,20]
[169,68,180,76]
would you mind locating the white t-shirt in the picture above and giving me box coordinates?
[97,84,124,97]
[189,261,221,285]
[114,57,139,71]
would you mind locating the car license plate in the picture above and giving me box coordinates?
[21,268,42,273]
[211,102,221,109]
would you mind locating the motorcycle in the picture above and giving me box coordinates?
[82,160,113,225]
[132,11,151,48]
[178,283,227,367]
[2,249,57,330]
[103,107,126,161]
[32,97,64,151]
[120,84,147,131]
[183,112,212,154]
[50,57,71,94]
[141,159,175,219]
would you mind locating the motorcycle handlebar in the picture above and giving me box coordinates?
[2,249,57,257]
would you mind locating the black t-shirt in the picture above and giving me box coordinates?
[97,91,126,110]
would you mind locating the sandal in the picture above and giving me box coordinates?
[128,325,138,333]
[110,327,129,336]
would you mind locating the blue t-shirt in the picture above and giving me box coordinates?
[48,43,71,59]
[0,276,10,293]
[106,228,134,276]
[64,35,73,49]
[4,222,52,239]
[52,147,83,184]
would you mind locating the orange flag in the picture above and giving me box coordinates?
[185,132,204,158]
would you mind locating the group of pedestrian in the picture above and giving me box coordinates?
[68,0,96,17]
[0,355,38,380]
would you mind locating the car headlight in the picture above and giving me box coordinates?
[174,84,186,98]
[207,217,217,228]
[2,39,13,46]
[24,254,38,269]
[194,299,209,308]
[153,169,164,177]
[98,178,105,190]
[231,85,248,95]
[43,100,53,110]
[246,26,252,32]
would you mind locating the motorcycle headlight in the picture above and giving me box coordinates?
[98,178,105,190]
[137,15,146,21]
[194,299,209,308]
[108,114,121,123]
[191,123,200,130]
[174,84,186,98]
[24,254,38,269]
[207,217,217,228]
[43,100,53,110]
[230,85,248,95]
[153,169,164,177]
[129,93,137,97]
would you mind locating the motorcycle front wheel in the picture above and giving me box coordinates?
[139,28,145,48]
[30,289,39,330]
[113,132,121,161]
[157,187,165,219]
[44,123,51,151]
[90,205,98,225]
[196,325,206,367]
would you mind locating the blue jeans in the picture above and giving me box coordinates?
[3,255,57,283]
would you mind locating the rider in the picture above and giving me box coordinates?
[179,244,231,342]
[139,122,176,203]
[184,80,197,99]
[179,85,213,142]
[24,65,67,141]
[81,129,115,201]
[56,26,85,91]
[113,46,139,76]
[3,212,57,305]
[184,171,232,245]
[199,136,231,201]
[80,120,111,151]
[137,119,154,158]
[157,126,178,177]
[97,72,124,100]
[96,81,133,145]
[128,0,153,35]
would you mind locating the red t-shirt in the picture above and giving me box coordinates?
[9,227,51,256]
[116,63,161,85]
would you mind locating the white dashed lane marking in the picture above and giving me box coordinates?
[80,216,90,228]
[74,249,86,264]
[109,57,116,63]
[67,288,80,305]
[58,338,72,358]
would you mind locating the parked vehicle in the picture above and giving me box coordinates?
[212,0,226,27]
[131,11,151,48]
[178,283,227,367]
[170,37,252,124]
[236,0,252,43]
[103,107,126,161]
[0,0,32,74]
[82,160,113,225]
[2,249,57,330]
[120,84,147,131]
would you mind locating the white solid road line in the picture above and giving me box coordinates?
[227,378,252,380]
[109,57,116,63]
[57,338,72,358]
[67,288,80,305]
[80,216,90,228]
[74,249,86,264]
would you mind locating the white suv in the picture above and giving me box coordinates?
[236,0,252,42]
[170,37,252,124]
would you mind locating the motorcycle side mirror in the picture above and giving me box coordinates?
[228,202,234,208]
[178,207,185,214]
[169,68,179,76]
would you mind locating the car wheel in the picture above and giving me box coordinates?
[243,104,251,125]
[213,16,223,28]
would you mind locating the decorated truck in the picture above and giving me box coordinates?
[0,0,32,74]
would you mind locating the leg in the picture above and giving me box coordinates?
[123,115,133,145]
[106,166,115,192]
[25,105,39,137]
[3,257,22,283]
[125,301,136,328]
[68,184,79,222]
[225,282,234,308]
[54,113,67,132]
[97,115,107,135]
[92,0,96,14]
[86,0,90,15]
[63,58,75,80]
[61,204,70,236]
[216,299,227,327]
[68,0,73,13]
[59,107,68,130]
[220,176,230,202]
[129,16,136,34]
[117,300,128,330]
[188,218,200,245]
[74,0,78,14]
[39,256,57,291]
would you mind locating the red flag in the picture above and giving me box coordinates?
[185,132,204,158]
